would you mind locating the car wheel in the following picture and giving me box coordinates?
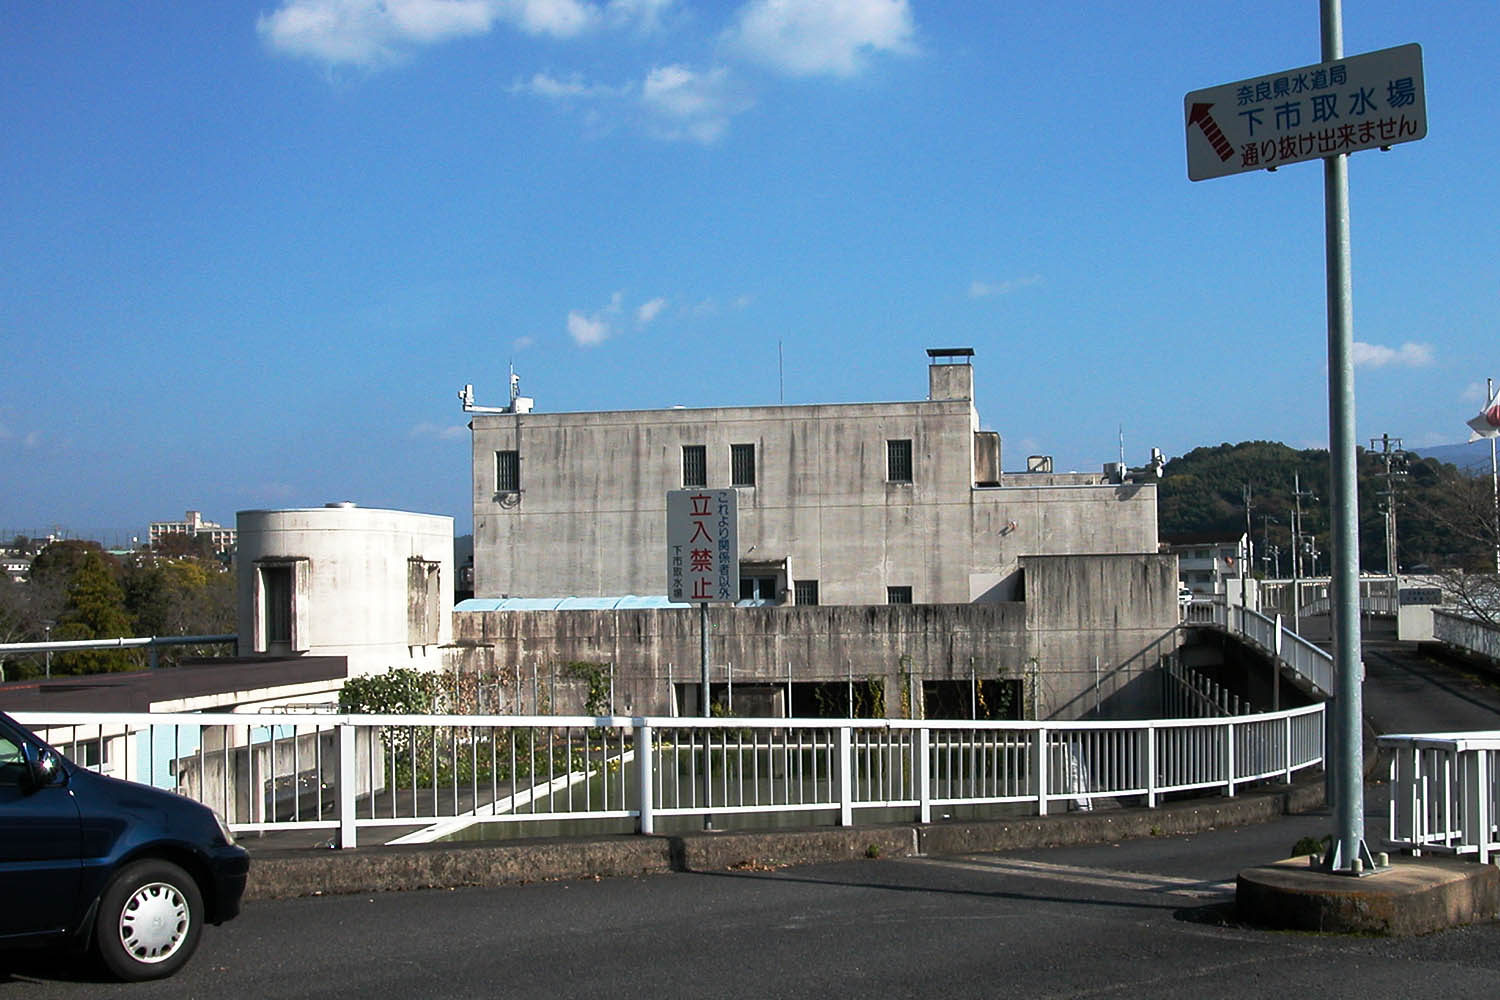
[94,860,203,982]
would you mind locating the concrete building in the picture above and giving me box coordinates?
[150,510,237,553]
[453,350,1183,722]
[236,504,454,678]
[468,350,1160,606]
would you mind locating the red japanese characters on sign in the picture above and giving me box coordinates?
[667,489,739,604]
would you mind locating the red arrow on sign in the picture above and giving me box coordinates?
[1188,102,1234,163]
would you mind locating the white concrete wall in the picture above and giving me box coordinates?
[470,394,1157,604]
[236,506,453,677]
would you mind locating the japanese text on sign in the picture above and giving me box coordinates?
[1185,43,1425,182]
[666,489,739,604]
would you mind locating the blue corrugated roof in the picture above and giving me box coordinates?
[455,595,693,612]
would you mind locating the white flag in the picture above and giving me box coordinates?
[1468,388,1500,440]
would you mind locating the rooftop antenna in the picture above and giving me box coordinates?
[778,340,784,404]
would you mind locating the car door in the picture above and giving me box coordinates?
[0,723,82,938]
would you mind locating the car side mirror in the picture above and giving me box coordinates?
[19,744,60,793]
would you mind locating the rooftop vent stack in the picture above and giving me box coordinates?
[927,347,975,401]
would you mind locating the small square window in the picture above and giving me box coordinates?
[887,586,912,604]
[794,579,819,606]
[731,443,756,487]
[496,451,520,493]
[887,439,913,483]
[683,445,707,487]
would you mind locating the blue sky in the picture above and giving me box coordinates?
[2,1,1495,544]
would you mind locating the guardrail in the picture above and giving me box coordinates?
[1186,603,1334,698]
[1433,610,1500,663]
[1380,731,1500,863]
[14,706,1326,849]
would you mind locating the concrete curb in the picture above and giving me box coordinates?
[1237,856,1500,935]
[243,779,1326,901]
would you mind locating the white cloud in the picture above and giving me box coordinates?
[567,291,624,346]
[409,421,469,440]
[636,297,668,326]
[725,0,915,77]
[513,335,535,351]
[640,64,753,143]
[605,0,676,33]
[503,0,599,37]
[510,71,627,99]
[0,416,39,449]
[567,311,610,346]
[1351,341,1434,369]
[969,274,1043,299]
[259,0,603,67]
[1463,381,1491,403]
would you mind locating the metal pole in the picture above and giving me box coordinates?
[1490,377,1499,574]
[1322,0,1371,875]
[700,603,710,717]
[700,602,712,830]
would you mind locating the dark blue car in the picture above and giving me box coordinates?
[0,711,249,981]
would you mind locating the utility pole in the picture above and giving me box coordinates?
[1369,433,1406,579]
[1490,378,1499,574]
[1241,483,1253,611]
[1291,472,1316,634]
[1260,515,1279,578]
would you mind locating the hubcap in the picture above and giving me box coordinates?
[118,881,189,964]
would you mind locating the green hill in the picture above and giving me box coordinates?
[1157,441,1491,574]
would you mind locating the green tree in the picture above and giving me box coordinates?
[52,550,137,674]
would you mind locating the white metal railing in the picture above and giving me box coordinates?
[1433,610,1500,663]
[13,706,1325,849]
[1192,603,1334,698]
[1380,731,1500,863]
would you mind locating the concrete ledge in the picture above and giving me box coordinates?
[1237,856,1500,935]
[920,786,1318,857]
[242,778,1326,901]
[246,836,674,901]
[675,826,918,872]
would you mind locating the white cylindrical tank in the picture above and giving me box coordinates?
[236,505,454,677]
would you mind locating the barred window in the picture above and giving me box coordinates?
[794,579,819,606]
[682,445,707,487]
[887,586,913,604]
[731,443,756,487]
[495,451,520,493]
[887,439,913,483]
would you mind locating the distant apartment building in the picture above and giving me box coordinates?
[1161,531,1249,600]
[149,510,237,553]
[1,552,29,583]
[467,349,1160,605]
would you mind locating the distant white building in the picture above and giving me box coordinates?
[1162,531,1249,600]
[149,510,237,553]
[1,553,29,584]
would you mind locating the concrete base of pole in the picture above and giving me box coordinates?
[1237,856,1499,935]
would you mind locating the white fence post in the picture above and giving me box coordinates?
[1035,728,1049,816]
[1225,721,1236,798]
[636,722,654,835]
[337,721,357,849]
[837,727,853,827]
[1146,725,1157,809]
[916,727,931,824]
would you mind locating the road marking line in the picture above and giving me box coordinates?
[918,856,1236,898]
